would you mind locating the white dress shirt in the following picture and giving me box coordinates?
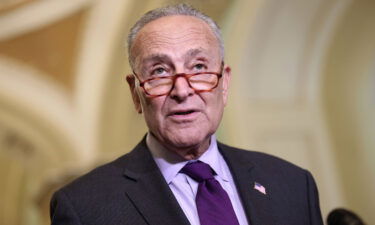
[147,133,249,225]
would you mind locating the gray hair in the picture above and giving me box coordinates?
[127,3,224,69]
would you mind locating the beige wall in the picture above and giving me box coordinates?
[323,0,375,221]
[0,0,373,224]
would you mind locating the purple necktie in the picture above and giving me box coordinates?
[181,161,240,225]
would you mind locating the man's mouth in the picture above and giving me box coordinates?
[168,109,200,120]
[172,110,196,115]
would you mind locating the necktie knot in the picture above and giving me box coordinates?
[180,161,214,182]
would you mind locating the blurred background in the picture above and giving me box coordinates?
[0,0,374,224]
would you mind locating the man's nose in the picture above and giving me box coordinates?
[169,76,194,101]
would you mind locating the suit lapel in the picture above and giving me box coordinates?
[219,143,277,225]
[120,138,190,225]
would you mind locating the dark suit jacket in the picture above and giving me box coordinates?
[50,138,323,225]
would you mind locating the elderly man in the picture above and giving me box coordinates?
[50,4,323,225]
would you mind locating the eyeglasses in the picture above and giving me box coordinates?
[133,67,223,97]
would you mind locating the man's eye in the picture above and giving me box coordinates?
[194,64,205,70]
[153,67,166,75]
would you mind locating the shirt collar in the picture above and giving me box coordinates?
[147,133,229,184]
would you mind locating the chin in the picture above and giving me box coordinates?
[163,128,211,150]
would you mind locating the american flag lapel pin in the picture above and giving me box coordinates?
[254,182,267,195]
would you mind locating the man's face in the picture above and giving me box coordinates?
[127,15,231,158]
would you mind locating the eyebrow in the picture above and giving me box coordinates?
[139,48,208,72]
[141,54,170,65]
[184,48,205,59]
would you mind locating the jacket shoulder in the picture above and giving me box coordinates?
[218,142,308,176]
[55,138,149,195]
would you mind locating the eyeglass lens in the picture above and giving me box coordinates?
[144,73,219,95]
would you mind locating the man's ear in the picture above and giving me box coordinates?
[222,64,231,106]
[126,74,142,113]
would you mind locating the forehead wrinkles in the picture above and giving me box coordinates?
[132,26,219,65]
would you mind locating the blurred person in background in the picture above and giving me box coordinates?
[327,208,366,225]
[50,4,323,225]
